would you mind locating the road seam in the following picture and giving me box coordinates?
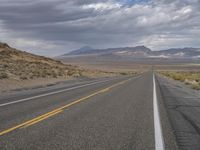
[0,78,131,136]
[153,73,165,150]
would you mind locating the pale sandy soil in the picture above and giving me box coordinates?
[0,72,117,94]
[0,77,71,94]
[58,56,200,72]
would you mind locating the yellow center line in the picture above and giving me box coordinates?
[0,78,131,136]
[21,110,63,128]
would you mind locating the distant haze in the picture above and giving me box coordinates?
[0,0,200,56]
[61,46,200,59]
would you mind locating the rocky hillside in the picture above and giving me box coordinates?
[0,42,87,80]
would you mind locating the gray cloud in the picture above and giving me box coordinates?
[0,0,200,56]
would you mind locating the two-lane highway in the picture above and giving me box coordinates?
[1,71,194,150]
[0,72,157,150]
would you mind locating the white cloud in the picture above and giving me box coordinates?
[82,2,121,11]
[13,39,55,50]
[0,0,200,56]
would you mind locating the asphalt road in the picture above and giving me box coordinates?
[0,71,199,150]
[157,75,200,150]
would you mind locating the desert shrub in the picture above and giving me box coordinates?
[0,72,8,79]
[192,84,200,90]
[57,69,64,76]
[72,73,80,77]
[29,76,34,79]
[67,70,76,76]
[41,73,46,78]
[173,74,185,82]
[184,80,190,85]
[52,74,57,78]
[20,76,28,80]
[46,71,52,76]
[40,69,48,78]
[2,64,9,68]
[51,71,57,78]
[120,72,128,75]
[195,79,200,82]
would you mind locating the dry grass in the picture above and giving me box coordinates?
[0,42,141,94]
[0,43,77,80]
[0,42,118,81]
[160,71,200,90]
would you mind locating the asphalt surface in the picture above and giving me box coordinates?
[157,75,200,150]
[0,71,199,150]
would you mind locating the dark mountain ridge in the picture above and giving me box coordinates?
[67,46,94,55]
[63,46,200,59]
[65,46,151,55]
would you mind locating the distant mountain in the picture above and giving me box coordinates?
[65,46,94,55]
[63,46,151,56]
[152,48,200,58]
[62,46,200,59]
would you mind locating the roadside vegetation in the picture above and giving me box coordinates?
[160,71,200,90]
[0,42,136,81]
[0,42,109,81]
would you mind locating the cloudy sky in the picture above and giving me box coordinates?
[0,0,200,56]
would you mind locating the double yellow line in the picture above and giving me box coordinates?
[0,78,131,136]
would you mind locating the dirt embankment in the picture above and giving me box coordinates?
[0,42,116,93]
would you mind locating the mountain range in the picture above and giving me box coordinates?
[63,46,200,59]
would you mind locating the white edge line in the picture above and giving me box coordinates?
[153,73,165,150]
[0,78,120,107]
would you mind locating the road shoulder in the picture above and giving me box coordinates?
[155,74,179,150]
[156,74,200,150]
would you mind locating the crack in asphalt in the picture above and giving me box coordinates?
[164,96,200,99]
[175,110,200,136]
[168,105,200,109]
